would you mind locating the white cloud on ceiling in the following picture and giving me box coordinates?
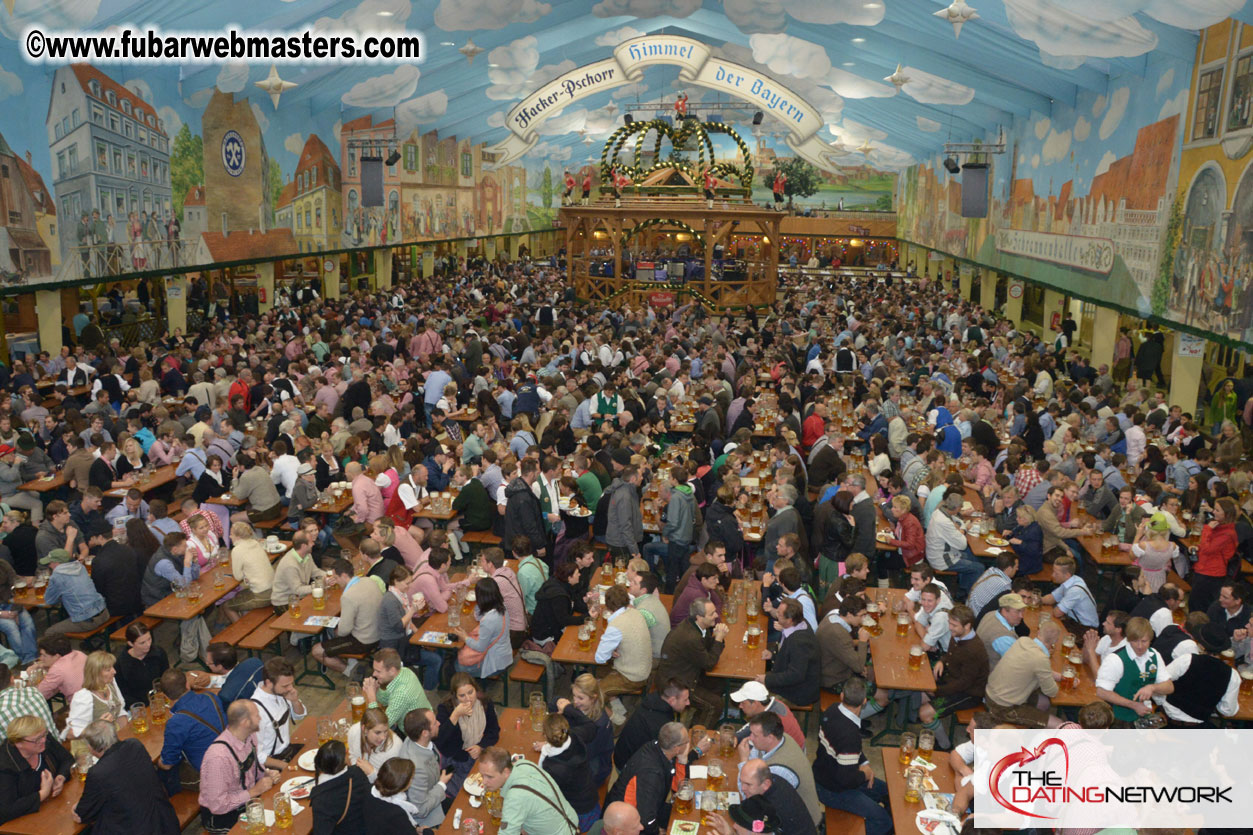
[0,65,23,101]
[916,116,942,132]
[717,42,843,118]
[1094,149,1117,175]
[157,105,182,135]
[284,133,305,155]
[1002,0,1156,58]
[216,63,250,94]
[1073,115,1091,141]
[486,36,540,99]
[0,0,101,41]
[529,141,573,163]
[1158,87,1188,120]
[340,65,421,108]
[183,88,213,108]
[124,79,152,103]
[829,117,887,144]
[487,111,507,127]
[1031,153,1040,168]
[332,120,343,146]
[1043,0,1240,28]
[900,66,974,105]
[1098,86,1129,139]
[827,68,895,99]
[1039,50,1085,70]
[1041,127,1071,163]
[595,26,645,46]
[1156,67,1175,97]
[592,0,700,18]
[396,91,449,134]
[613,82,650,100]
[1034,117,1051,139]
[435,0,550,30]
[723,0,883,35]
[1092,94,1107,116]
[870,142,916,170]
[250,101,269,133]
[749,33,830,80]
[315,0,412,32]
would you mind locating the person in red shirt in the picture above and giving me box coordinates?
[702,167,717,209]
[801,401,827,453]
[674,92,688,119]
[228,368,252,413]
[562,170,575,205]
[612,167,632,208]
[581,171,592,206]
[1190,496,1240,613]
[772,171,787,211]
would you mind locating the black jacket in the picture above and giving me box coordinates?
[530,576,586,645]
[765,623,821,706]
[361,795,414,832]
[90,541,144,618]
[703,500,744,561]
[542,731,598,814]
[808,443,846,491]
[849,497,878,563]
[605,741,677,835]
[309,766,370,835]
[0,737,73,824]
[819,510,854,561]
[434,698,501,764]
[613,692,678,769]
[74,738,179,835]
[503,477,547,555]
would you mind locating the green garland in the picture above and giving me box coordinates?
[598,118,754,189]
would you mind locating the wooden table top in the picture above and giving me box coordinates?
[106,464,178,498]
[308,493,352,515]
[880,746,956,835]
[204,493,246,508]
[270,585,344,634]
[17,470,68,492]
[434,708,549,835]
[868,590,937,693]
[143,562,239,621]
[225,700,352,835]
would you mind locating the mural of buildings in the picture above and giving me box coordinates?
[202,90,271,236]
[0,132,51,279]
[340,115,401,247]
[274,180,295,234]
[289,134,341,254]
[1173,19,1253,342]
[46,64,172,277]
[14,152,58,270]
[181,185,206,243]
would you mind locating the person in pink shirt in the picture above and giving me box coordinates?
[410,550,462,612]
[348,462,385,525]
[35,635,87,701]
[479,547,527,650]
[390,524,429,571]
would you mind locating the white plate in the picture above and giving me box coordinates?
[463,772,486,796]
[296,749,318,772]
[266,543,287,554]
[280,776,314,800]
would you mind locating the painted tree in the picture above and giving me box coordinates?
[1153,194,1182,318]
[773,157,820,208]
[268,159,283,216]
[169,124,203,220]
[541,166,553,209]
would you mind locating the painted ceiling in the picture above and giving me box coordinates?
[1,0,1251,181]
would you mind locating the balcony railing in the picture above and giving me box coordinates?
[63,238,184,280]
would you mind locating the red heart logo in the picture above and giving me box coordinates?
[989,737,1070,820]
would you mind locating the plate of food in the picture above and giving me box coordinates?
[464,771,486,797]
[875,531,893,542]
[297,749,318,772]
[961,501,975,513]
[280,776,314,800]
[984,536,1009,547]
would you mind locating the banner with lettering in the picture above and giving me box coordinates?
[487,34,844,173]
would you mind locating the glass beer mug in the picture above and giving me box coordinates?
[904,767,925,803]
[674,780,695,816]
[899,732,916,765]
[311,576,326,610]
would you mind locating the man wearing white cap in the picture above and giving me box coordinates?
[286,463,320,527]
[730,681,806,751]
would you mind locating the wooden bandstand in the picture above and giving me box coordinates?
[560,118,780,312]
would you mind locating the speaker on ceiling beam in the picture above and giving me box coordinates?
[624,114,634,124]
[961,161,989,218]
[943,156,960,174]
[752,111,764,125]
[360,155,383,207]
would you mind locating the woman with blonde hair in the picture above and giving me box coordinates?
[66,651,128,739]
[114,437,149,480]
[346,707,403,781]
[0,714,73,824]
[184,513,220,570]
[224,521,274,619]
[554,673,613,789]
[135,366,161,405]
[1130,513,1178,592]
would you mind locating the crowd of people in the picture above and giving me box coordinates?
[0,255,1249,835]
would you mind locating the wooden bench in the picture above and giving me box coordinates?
[238,619,286,657]
[779,696,816,736]
[944,705,984,743]
[210,608,275,646]
[252,516,287,531]
[109,615,162,650]
[64,615,123,651]
[826,807,867,835]
[505,659,546,708]
[462,530,502,554]
[170,789,201,829]
[819,689,842,712]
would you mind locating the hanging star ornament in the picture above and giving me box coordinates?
[857,139,875,156]
[255,65,297,109]
[2,0,13,15]
[934,0,978,38]
[884,63,910,89]
[460,39,484,64]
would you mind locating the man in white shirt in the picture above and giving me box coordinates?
[1134,620,1241,727]
[269,440,299,499]
[924,493,983,597]
[1081,610,1128,678]
[1093,616,1166,722]
[250,657,307,768]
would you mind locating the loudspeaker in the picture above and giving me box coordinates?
[961,162,989,218]
[624,114,634,124]
[361,156,383,207]
[943,156,960,174]
[752,111,763,125]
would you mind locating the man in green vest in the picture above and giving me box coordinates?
[1093,616,1166,723]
